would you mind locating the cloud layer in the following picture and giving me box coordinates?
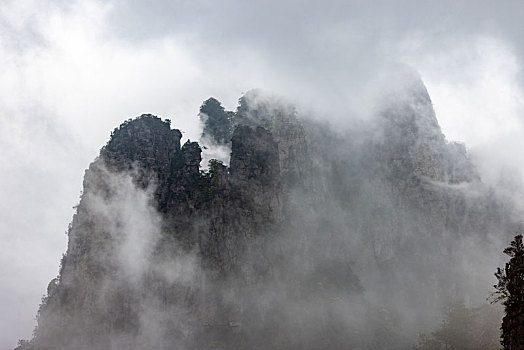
[2,0,524,347]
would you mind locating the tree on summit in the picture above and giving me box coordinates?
[199,97,235,145]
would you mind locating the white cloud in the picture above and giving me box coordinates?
[3,0,524,347]
[398,35,524,183]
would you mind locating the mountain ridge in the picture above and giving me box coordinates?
[19,78,514,349]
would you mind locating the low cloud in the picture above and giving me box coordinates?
[3,0,524,348]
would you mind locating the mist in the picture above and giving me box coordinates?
[27,83,514,349]
[2,0,524,348]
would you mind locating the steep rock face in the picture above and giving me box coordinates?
[230,125,280,185]
[374,74,476,185]
[27,78,516,349]
[199,125,282,277]
[101,114,183,202]
[34,116,196,350]
[235,90,309,187]
[330,74,514,322]
[34,112,292,350]
[349,73,498,263]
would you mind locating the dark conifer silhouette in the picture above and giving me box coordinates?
[494,234,524,349]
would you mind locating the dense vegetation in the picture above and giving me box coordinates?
[494,234,524,349]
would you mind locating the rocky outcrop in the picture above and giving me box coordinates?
[199,97,234,145]
[25,77,516,350]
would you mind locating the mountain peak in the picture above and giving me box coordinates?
[22,88,511,350]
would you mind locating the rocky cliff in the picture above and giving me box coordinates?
[20,74,516,349]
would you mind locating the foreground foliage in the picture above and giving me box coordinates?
[493,234,524,349]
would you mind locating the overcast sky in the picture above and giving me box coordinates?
[2,0,524,348]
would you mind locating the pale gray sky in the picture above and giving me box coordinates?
[2,1,524,348]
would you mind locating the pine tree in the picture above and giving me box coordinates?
[494,234,524,349]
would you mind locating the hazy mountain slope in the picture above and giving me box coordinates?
[22,75,515,349]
